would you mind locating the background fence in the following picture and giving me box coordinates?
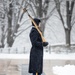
[0,44,75,54]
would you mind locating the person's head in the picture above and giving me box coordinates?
[32,18,41,27]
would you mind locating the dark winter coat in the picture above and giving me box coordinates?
[29,27,43,74]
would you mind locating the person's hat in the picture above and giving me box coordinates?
[32,18,41,26]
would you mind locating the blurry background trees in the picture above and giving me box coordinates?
[54,0,75,46]
[0,0,75,48]
[0,0,24,47]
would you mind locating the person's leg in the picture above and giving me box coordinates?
[33,73,41,75]
[38,73,41,75]
[33,73,36,75]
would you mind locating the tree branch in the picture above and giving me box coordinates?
[25,1,36,17]
[71,21,75,28]
[16,25,31,37]
[54,0,65,29]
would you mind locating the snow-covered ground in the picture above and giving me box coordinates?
[53,65,75,75]
[0,52,75,59]
[0,52,75,75]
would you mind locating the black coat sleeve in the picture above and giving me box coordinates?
[30,30,42,47]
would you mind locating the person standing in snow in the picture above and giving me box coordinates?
[29,18,48,75]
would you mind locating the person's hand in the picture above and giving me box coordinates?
[43,42,48,47]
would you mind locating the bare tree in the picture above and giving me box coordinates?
[54,0,75,46]
[0,0,5,48]
[20,0,56,35]
[7,0,13,47]
[0,0,25,47]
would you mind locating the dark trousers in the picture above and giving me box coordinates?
[33,73,41,75]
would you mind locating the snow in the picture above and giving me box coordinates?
[44,52,75,60]
[0,1,75,75]
[53,65,75,75]
[0,52,75,59]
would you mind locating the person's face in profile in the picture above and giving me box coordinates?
[38,22,41,28]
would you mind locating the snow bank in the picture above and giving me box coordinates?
[53,65,75,75]
[0,52,75,59]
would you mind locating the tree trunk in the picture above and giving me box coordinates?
[65,29,71,46]
[0,25,5,48]
[66,1,74,46]
[7,2,14,47]
[36,0,42,18]
[0,22,4,48]
[0,1,5,48]
[36,0,46,35]
[40,20,46,35]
